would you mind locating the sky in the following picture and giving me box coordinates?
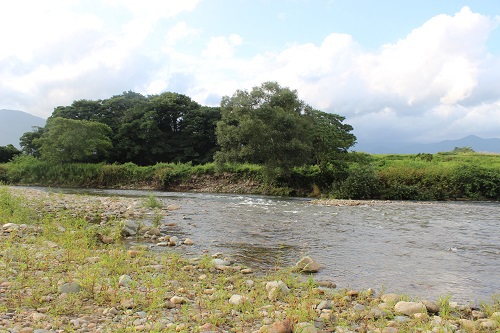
[1,0,500,150]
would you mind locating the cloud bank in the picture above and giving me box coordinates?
[1,2,499,149]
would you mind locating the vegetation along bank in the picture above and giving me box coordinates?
[1,186,499,332]
[0,81,498,201]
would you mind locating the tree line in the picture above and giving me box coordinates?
[4,82,357,178]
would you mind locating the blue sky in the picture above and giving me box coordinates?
[1,0,499,150]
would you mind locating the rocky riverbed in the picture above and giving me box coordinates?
[0,186,499,333]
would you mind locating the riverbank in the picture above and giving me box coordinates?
[1,186,499,332]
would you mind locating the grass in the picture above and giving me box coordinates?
[1,186,499,332]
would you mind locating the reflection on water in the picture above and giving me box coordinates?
[38,187,500,303]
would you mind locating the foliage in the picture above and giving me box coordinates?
[215,82,356,181]
[19,126,45,157]
[36,117,113,163]
[29,91,221,166]
[333,164,381,199]
[0,144,21,163]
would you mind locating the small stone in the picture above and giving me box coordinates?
[265,319,293,333]
[316,280,336,288]
[120,298,135,309]
[168,236,178,246]
[491,312,500,319]
[382,328,398,333]
[266,281,289,301]
[31,312,46,321]
[170,296,187,304]
[147,227,161,236]
[241,268,253,274]
[122,220,139,236]
[317,300,332,311]
[394,301,427,316]
[118,274,133,287]
[19,327,34,333]
[58,282,81,294]
[479,319,498,330]
[183,238,194,245]
[212,258,230,266]
[458,319,476,330]
[422,300,439,314]
[295,256,321,273]
[471,310,486,319]
[229,294,246,306]
[381,293,401,303]
[296,322,317,333]
[166,204,181,210]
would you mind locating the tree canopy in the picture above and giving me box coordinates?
[215,82,356,176]
[36,117,113,163]
[19,84,355,171]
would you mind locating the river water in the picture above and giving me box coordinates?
[58,188,499,304]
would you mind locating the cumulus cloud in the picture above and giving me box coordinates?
[1,2,499,148]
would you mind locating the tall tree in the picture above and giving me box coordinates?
[215,81,356,178]
[19,126,45,157]
[215,82,313,177]
[36,117,113,163]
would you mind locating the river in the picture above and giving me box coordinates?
[57,188,500,304]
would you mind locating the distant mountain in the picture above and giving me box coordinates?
[401,135,500,154]
[354,135,500,154]
[0,109,46,148]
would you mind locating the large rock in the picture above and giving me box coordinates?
[295,256,322,273]
[266,281,290,301]
[58,282,81,294]
[122,220,139,236]
[394,301,427,316]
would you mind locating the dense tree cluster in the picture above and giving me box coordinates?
[19,83,356,172]
[215,82,356,176]
[0,144,21,163]
[21,91,221,165]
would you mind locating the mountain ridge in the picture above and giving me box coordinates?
[0,109,46,148]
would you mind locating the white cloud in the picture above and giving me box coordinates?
[202,34,243,58]
[1,2,499,147]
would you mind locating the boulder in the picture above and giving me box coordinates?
[295,256,321,273]
[394,301,427,316]
[122,220,139,236]
[58,282,81,294]
[266,281,290,301]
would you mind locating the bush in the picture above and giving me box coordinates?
[332,164,381,199]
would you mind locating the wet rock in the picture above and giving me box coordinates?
[168,236,178,246]
[394,301,427,316]
[166,204,181,211]
[58,282,81,294]
[146,227,161,236]
[122,220,139,236]
[295,256,321,273]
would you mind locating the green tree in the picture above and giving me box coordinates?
[306,108,356,168]
[0,144,21,163]
[19,126,45,157]
[215,82,313,178]
[36,117,113,163]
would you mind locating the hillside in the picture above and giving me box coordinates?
[0,109,46,147]
[355,135,500,154]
